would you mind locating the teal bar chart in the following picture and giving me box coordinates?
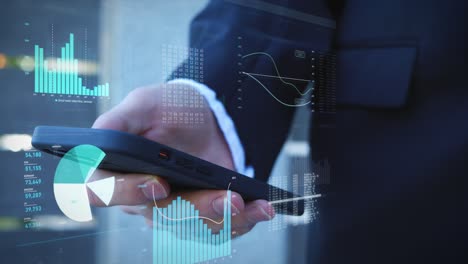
[34,33,109,97]
[153,191,232,264]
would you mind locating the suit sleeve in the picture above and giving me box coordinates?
[171,0,336,181]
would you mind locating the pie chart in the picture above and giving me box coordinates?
[54,144,115,222]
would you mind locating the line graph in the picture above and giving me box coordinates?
[269,194,322,205]
[151,179,324,263]
[236,35,336,112]
[152,183,323,221]
[240,51,315,107]
[240,71,312,82]
[241,52,314,96]
[152,184,231,225]
[242,71,312,107]
[152,184,232,264]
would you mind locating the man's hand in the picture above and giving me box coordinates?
[89,83,274,236]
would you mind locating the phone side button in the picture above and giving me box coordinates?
[158,149,170,161]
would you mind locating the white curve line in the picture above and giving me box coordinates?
[242,52,313,95]
[269,194,322,205]
[242,72,312,82]
[152,183,232,225]
[243,72,311,107]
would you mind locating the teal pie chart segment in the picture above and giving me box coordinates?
[54,144,115,222]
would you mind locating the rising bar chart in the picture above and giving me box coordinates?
[34,33,109,96]
[153,191,232,264]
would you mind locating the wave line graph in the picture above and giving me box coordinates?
[241,71,312,82]
[152,181,323,223]
[152,183,232,225]
[152,184,232,264]
[242,71,312,107]
[241,51,313,96]
[269,194,322,205]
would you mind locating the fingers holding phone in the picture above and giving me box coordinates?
[86,169,170,207]
[88,83,275,239]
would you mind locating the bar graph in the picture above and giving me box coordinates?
[34,33,109,96]
[153,191,232,264]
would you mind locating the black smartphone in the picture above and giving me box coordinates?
[32,125,305,215]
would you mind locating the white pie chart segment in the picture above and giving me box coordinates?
[54,183,93,222]
[86,176,115,206]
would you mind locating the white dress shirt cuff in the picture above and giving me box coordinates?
[167,78,254,177]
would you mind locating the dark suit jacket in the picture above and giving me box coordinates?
[176,0,468,262]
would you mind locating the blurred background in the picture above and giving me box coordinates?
[0,0,314,263]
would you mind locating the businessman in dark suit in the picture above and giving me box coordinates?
[91,0,467,262]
